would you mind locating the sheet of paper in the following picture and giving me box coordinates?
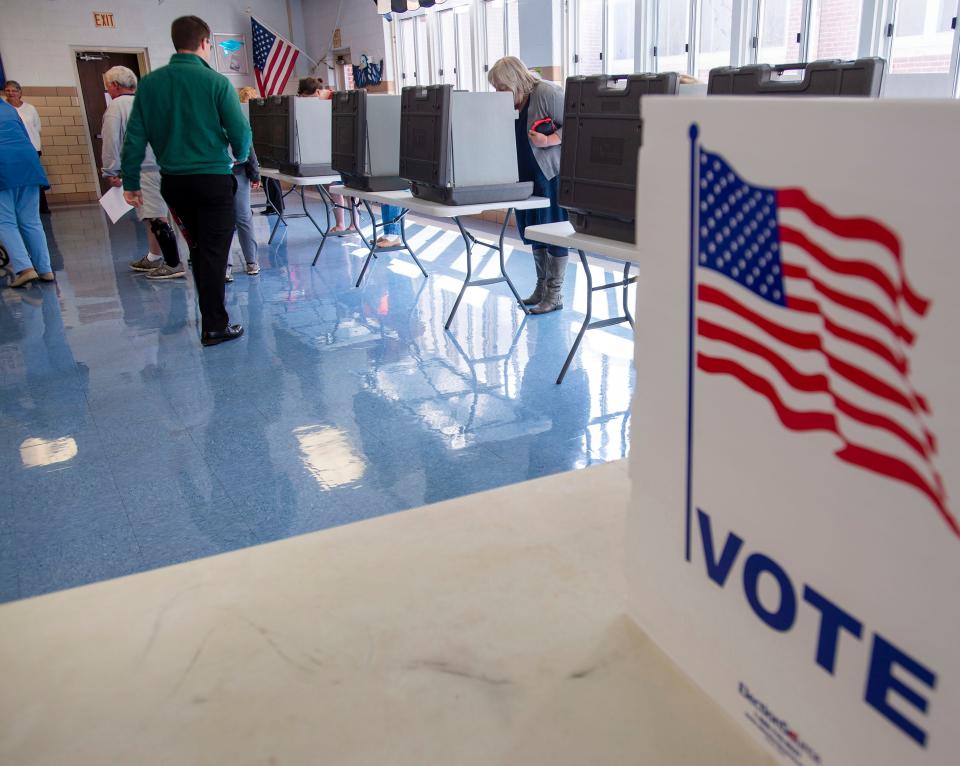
[99,185,133,224]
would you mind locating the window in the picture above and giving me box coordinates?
[398,18,418,86]
[755,0,805,65]
[567,0,637,77]
[807,0,863,61]
[437,5,475,90]
[414,15,431,84]
[656,0,692,73]
[484,0,505,66]
[455,6,475,90]
[696,0,733,80]
[482,0,520,88]
[607,0,637,74]
[888,0,956,73]
[438,9,458,86]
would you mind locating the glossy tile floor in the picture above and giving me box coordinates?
[0,203,634,602]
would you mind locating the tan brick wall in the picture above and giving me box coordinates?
[21,85,98,206]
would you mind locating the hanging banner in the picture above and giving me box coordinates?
[628,97,959,766]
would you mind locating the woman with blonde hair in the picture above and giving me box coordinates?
[488,56,568,314]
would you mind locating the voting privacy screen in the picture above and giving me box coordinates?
[628,98,960,766]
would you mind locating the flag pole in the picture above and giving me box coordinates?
[244,10,319,68]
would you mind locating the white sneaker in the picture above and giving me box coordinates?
[225,266,234,283]
[245,263,260,276]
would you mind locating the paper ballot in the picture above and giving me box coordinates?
[99,186,134,224]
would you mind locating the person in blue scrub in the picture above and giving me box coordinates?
[0,99,53,288]
[489,56,568,314]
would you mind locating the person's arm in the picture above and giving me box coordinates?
[100,107,122,179]
[120,94,148,206]
[245,142,261,184]
[528,85,563,149]
[29,104,42,149]
[218,80,251,164]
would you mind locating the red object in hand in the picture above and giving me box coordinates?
[531,117,556,136]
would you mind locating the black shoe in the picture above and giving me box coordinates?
[201,324,244,347]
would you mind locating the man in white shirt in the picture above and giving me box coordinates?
[100,66,183,278]
[3,80,50,214]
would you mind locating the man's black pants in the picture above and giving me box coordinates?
[160,174,237,334]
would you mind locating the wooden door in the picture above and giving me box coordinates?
[75,51,142,195]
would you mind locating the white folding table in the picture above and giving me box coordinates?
[259,169,346,258]
[524,222,639,384]
[331,185,550,330]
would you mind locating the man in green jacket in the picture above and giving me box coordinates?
[121,15,251,346]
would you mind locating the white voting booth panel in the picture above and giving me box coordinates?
[294,97,332,169]
[628,98,959,766]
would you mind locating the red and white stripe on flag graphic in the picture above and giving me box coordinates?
[253,27,298,97]
[694,150,957,538]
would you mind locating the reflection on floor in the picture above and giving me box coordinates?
[0,204,634,602]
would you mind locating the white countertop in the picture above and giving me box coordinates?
[260,168,341,186]
[0,462,774,766]
[524,222,642,264]
[331,184,550,218]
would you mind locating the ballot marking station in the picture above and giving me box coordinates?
[330,184,549,329]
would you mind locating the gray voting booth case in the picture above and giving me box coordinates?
[331,90,409,192]
[707,57,885,96]
[559,73,679,243]
[399,85,532,206]
[249,96,333,176]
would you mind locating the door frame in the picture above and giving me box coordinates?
[71,46,151,198]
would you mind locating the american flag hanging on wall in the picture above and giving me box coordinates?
[251,16,299,97]
[690,140,957,538]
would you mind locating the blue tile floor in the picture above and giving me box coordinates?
[0,201,634,602]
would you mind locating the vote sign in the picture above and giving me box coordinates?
[628,98,959,766]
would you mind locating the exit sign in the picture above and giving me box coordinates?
[93,12,116,28]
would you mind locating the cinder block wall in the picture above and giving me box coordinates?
[21,86,99,206]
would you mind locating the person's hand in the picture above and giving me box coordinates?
[528,130,556,149]
[107,176,123,188]
[124,190,143,208]
[251,181,261,190]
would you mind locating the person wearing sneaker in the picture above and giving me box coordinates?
[489,57,569,314]
[0,99,54,288]
[231,88,261,279]
[122,15,249,347]
[100,66,185,280]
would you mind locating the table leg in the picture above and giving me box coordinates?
[556,252,639,384]
[445,212,525,331]
[497,210,527,314]
[400,214,428,278]
[622,262,635,328]
[557,249,593,385]
[267,182,297,244]
[445,217,475,330]
[311,186,333,267]
[354,200,380,288]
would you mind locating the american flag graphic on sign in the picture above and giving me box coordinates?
[251,16,299,97]
[689,131,957,538]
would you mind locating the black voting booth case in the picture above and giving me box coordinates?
[558,73,680,244]
[249,96,333,177]
[399,84,532,206]
[331,90,409,192]
[707,58,885,96]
